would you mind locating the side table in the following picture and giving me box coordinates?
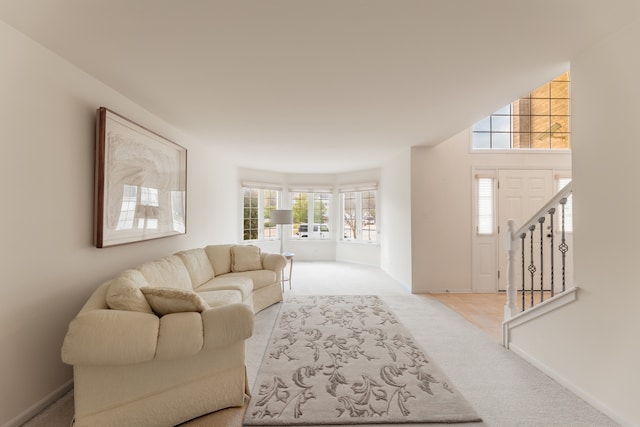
[282,252,295,290]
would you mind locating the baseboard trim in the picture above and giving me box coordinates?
[380,270,411,292]
[509,343,633,427]
[3,380,73,427]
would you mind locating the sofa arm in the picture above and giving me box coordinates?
[261,253,287,273]
[61,309,159,366]
[202,303,254,351]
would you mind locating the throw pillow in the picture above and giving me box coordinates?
[106,269,154,314]
[231,245,262,272]
[140,287,210,317]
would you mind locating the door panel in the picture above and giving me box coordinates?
[497,170,554,291]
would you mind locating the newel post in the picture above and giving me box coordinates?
[504,219,519,320]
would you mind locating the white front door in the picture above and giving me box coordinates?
[497,169,554,291]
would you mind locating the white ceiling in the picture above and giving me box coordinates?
[1,1,638,173]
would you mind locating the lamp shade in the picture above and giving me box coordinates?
[270,209,293,225]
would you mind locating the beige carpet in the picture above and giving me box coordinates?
[244,295,481,425]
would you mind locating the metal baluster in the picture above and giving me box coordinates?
[521,232,526,311]
[559,197,569,293]
[538,217,545,303]
[548,208,556,297]
[528,224,536,308]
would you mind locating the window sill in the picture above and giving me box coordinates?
[340,240,379,246]
[470,148,572,155]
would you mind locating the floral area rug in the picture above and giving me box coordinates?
[243,295,482,425]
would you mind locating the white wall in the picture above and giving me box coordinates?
[410,130,570,293]
[380,149,412,289]
[0,21,238,426]
[508,17,640,426]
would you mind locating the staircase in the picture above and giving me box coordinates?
[502,181,576,347]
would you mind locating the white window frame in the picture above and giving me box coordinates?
[241,185,282,242]
[471,73,571,151]
[340,189,378,243]
[289,189,333,240]
[475,173,497,236]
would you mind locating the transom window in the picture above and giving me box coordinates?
[472,72,571,150]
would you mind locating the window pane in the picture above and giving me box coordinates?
[362,191,377,242]
[550,80,569,98]
[512,115,530,133]
[313,193,330,239]
[531,83,550,99]
[551,133,571,149]
[477,178,494,234]
[512,98,530,116]
[291,192,307,237]
[512,132,531,148]
[550,99,570,116]
[531,98,550,115]
[472,132,491,149]
[491,115,511,132]
[472,116,491,132]
[243,188,259,241]
[550,116,569,133]
[532,115,550,135]
[532,135,550,149]
[263,190,278,239]
[493,105,511,115]
[492,132,511,149]
[343,192,356,239]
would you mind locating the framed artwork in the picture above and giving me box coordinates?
[94,107,187,248]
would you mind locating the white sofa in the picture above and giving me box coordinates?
[61,244,286,427]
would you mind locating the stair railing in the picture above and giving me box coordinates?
[504,181,572,320]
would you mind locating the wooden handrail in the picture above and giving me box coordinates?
[513,181,572,241]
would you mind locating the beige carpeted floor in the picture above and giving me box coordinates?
[25,261,618,427]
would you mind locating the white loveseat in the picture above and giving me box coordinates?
[61,244,286,427]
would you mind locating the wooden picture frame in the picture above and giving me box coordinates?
[94,107,187,248]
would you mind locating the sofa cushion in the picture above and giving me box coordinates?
[231,245,262,272]
[204,244,234,276]
[197,290,244,308]
[197,275,254,300]
[141,287,210,316]
[106,270,154,314]
[137,255,192,290]
[176,248,215,287]
[220,270,277,290]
